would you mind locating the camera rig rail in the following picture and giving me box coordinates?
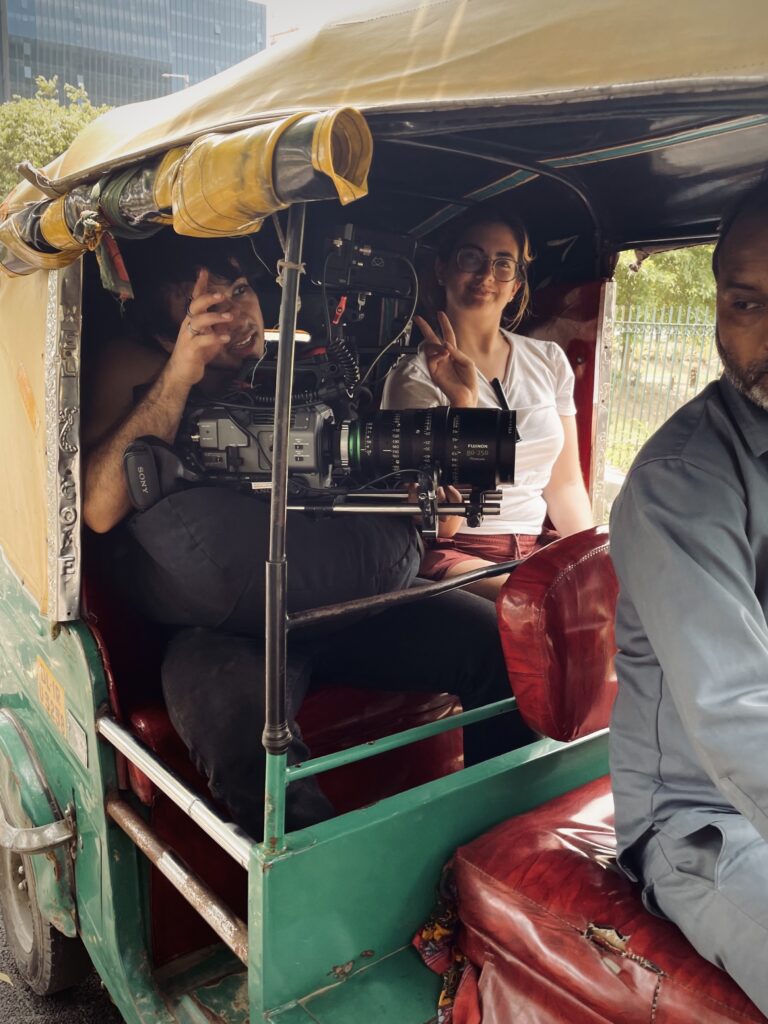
[124,434,503,540]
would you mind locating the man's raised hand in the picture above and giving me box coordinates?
[167,269,234,386]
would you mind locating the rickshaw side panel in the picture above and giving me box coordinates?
[264,945,441,1024]
[0,553,176,1023]
[249,731,609,1016]
[0,271,51,614]
[0,705,78,937]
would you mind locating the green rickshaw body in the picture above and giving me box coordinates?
[0,0,766,1020]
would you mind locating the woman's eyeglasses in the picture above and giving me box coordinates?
[454,245,519,282]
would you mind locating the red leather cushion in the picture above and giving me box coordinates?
[454,776,765,1023]
[496,525,618,741]
[528,280,605,489]
[127,705,203,806]
[81,541,166,721]
[298,687,462,813]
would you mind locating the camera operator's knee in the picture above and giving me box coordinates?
[161,629,267,750]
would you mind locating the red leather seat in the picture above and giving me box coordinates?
[496,524,617,742]
[447,527,766,1022]
[455,777,764,1023]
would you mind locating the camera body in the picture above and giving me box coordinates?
[191,404,335,489]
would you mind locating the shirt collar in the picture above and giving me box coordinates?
[718,376,768,457]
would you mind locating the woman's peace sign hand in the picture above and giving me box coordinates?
[416,312,478,408]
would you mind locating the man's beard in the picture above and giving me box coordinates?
[716,331,768,411]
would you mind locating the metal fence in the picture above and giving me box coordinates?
[607,305,720,472]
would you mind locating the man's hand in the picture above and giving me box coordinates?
[82,271,231,534]
[416,312,479,408]
[166,269,235,387]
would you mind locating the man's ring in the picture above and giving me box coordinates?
[188,320,203,337]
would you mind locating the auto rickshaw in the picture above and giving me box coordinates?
[0,1,767,1020]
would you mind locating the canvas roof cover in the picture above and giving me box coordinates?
[4,0,768,207]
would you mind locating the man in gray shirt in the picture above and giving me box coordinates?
[610,179,768,1013]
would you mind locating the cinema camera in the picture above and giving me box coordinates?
[124,226,517,537]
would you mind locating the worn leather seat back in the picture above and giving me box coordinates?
[497,524,618,741]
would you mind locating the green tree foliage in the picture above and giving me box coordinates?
[0,76,108,200]
[614,244,716,313]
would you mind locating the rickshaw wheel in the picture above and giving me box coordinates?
[0,785,90,995]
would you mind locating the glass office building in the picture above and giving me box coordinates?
[0,0,267,106]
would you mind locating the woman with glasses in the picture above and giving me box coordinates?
[381,209,594,599]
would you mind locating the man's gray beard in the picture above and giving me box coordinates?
[717,334,768,412]
[721,364,768,410]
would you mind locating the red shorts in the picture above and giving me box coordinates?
[419,531,552,581]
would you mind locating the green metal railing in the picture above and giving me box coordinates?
[286,697,518,781]
[262,555,521,851]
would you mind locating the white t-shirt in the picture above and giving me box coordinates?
[380,329,576,536]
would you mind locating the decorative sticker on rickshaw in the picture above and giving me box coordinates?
[35,657,67,736]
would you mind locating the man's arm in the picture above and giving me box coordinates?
[612,457,768,840]
[83,269,236,533]
[83,366,192,533]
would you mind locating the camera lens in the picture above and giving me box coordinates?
[338,407,516,490]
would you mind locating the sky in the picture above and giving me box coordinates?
[262,0,386,42]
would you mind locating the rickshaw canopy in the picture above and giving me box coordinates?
[3,0,768,203]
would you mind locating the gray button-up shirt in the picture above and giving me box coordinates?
[610,377,768,864]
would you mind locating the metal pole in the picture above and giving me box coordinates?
[289,559,520,631]
[97,716,252,868]
[690,306,709,400]
[263,203,307,852]
[106,796,249,965]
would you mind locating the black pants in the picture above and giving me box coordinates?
[162,589,532,839]
[109,488,531,837]
[111,487,422,633]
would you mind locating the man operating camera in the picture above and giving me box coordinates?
[82,232,530,837]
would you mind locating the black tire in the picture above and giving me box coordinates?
[0,784,91,995]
